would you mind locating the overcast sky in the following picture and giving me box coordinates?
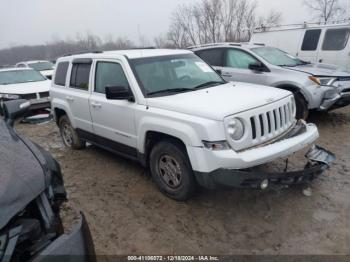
[0,0,345,49]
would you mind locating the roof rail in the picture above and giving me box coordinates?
[63,50,103,57]
[254,18,350,32]
[188,42,242,49]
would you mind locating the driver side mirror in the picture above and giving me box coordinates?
[2,99,30,126]
[105,86,134,102]
[248,62,269,72]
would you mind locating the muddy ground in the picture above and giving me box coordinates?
[16,107,350,255]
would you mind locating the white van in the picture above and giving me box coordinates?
[251,21,350,72]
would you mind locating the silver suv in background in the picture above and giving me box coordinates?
[191,43,350,119]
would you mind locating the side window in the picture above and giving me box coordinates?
[95,62,129,94]
[195,49,224,66]
[322,28,350,51]
[70,63,91,90]
[54,62,69,86]
[301,29,322,51]
[226,49,259,69]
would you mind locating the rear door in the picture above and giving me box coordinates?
[89,59,137,155]
[221,48,270,85]
[318,27,350,70]
[298,29,322,63]
[52,60,93,132]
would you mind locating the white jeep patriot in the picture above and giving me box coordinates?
[50,49,334,200]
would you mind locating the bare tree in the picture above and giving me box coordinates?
[303,0,346,22]
[167,0,282,48]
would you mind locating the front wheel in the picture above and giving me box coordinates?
[149,140,196,201]
[58,115,86,149]
[294,92,309,120]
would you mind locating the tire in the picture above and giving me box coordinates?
[294,92,309,120]
[58,115,86,149]
[149,140,196,201]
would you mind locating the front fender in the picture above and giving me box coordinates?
[137,116,202,153]
[272,81,313,107]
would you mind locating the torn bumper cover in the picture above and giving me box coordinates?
[32,213,96,262]
[194,145,336,190]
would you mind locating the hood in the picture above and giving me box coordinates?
[286,63,350,77]
[0,80,50,95]
[0,120,45,229]
[146,82,292,121]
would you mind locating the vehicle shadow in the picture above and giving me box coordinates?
[308,107,350,127]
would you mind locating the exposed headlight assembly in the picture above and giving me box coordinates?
[227,117,245,141]
[309,76,337,86]
[0,93,21,100]
[323,89,339,99]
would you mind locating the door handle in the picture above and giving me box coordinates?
[91,101,102,108]
[221,72,232,77]
[319,59,323,63]
[66,96,74,102]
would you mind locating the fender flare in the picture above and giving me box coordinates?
[51,99,76,128]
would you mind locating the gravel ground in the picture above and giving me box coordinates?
[16,107,350,255]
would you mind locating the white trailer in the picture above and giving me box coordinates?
[251,20,350,72]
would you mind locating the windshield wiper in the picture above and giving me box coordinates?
[193,81,225,90]
[147,88,192,96]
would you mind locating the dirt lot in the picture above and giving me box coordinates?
[16,107,350,255]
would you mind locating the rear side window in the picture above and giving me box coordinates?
[301,29,321,51]
[70,63,91,90]
[322,28,350,51]
[95,62,129,94]
[195,49,224,66]
[226,49,259,69]
[54,62,69,86]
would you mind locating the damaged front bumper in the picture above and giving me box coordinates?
[194,145,335,190]
[32,213,96,262]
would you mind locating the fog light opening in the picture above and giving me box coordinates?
[260,179,269,190]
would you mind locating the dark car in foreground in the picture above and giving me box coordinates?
[0,99,95,262]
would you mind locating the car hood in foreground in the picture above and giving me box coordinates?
[0,80,51,95]
[286,63,350,77]
[0,120,45,229]
[146,82,292,121]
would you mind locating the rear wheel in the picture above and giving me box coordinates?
[149,140,196,201]
[294,92,309,120]
[58,115,86,149]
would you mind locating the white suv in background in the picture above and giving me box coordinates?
[16,60,55,79]
[50,49,334,201]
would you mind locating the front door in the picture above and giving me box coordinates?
[89,59,137,155]
[221,48,269,86]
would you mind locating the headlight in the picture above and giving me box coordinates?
[309,76,337,86]
[227,118,245,141]
[0,93,21,100]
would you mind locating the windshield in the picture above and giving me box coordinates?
[251,47,307,67]
[0,70,46,85]
[28,61,54,71]
[130,54,225,96]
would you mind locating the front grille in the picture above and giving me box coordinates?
[21,93,37,100]
[227,96,296,151]
[39,92,50,98]
[250,102,294,142]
